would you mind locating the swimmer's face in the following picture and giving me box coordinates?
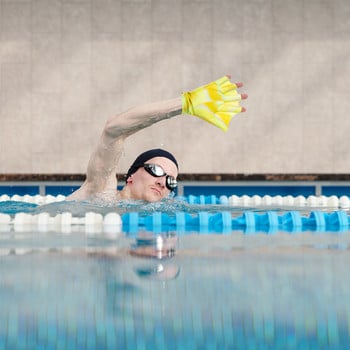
[126,156,178,202]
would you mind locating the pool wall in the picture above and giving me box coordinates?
[0,1,349,175]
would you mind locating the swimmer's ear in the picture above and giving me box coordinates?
[126,175,133,184]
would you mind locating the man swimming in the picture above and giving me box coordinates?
[67,76,247,202]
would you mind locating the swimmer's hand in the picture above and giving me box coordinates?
[181,75,247,132]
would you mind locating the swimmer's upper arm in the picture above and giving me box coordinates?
[80,98,183,195]
[84,129,125,192]
[86,97,182,180]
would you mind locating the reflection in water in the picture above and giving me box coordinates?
[1,233,350,349]
[130,231,180,281]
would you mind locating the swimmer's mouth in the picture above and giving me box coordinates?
[150,187,161,196]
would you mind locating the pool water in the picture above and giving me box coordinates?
[1,229,350,350]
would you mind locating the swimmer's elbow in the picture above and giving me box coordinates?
[103,115,126,139]
[103,113,142,140]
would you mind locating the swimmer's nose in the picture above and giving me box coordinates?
[156,177,166,188]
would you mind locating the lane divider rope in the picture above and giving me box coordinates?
[0,210,349,234]
[1,194,349,208]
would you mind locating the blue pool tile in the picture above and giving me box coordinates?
[322,186,350,197]
[0,338,5,350]
[0,186,39,196]
[45,185,80,196]
[183,185,316,197]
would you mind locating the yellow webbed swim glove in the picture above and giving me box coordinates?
[182,76,245,132]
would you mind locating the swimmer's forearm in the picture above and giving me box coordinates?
[82,98,182,188]
[104,97,182,138]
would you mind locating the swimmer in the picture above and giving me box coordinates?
[67,75,247,202]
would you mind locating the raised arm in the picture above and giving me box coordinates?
[89,98,182,183]
[68,98,183,200]
[67,76,247,200]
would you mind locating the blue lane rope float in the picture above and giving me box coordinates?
[1,209,350,234]
[122,210,350,234]
[1,194,350,234]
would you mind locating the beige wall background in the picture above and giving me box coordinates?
[0,0,349,175]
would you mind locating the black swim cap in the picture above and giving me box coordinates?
[126,148,179,180]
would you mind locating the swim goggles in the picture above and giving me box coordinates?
[143,163,177,191]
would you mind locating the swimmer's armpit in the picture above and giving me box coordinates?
[182,75,248,132]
